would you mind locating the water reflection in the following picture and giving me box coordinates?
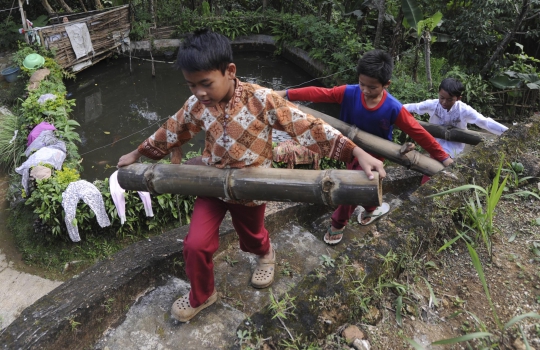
[66,52,340,181]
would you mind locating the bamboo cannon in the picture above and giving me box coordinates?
[298,105,445,176]
[416,121,494,145]
[118,163,382,207]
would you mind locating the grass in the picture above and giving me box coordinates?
[7,203,179,280]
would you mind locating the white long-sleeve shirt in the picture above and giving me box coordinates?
[404,99,508,157]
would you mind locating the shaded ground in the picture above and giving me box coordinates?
[351,183,540,349]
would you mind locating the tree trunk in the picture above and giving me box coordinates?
[56,0,74,13]
[78,0,87,12]
[118,164,382,207]
[412,40,419,82]
[481,0,530,75]
[298,106,445,176]
[94,0,104,10]
[326,3,332,23]
[389,9,404,58]
[41,0,55,14]
[262,0,267,11]
[424,30,432,90]
[373,0,386,49]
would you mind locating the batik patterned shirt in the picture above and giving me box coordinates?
[137,79,357,206]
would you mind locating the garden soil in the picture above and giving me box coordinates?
[356,191,540,349]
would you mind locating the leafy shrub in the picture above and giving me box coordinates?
[0,108,26,170]
[270,13,373,84]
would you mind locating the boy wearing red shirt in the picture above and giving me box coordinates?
[277,50,453,245]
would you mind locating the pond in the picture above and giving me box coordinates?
[65,51,340,181]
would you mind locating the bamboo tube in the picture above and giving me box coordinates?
[417,121,494,145]
[118,163,382,207]
[298,105,445,176]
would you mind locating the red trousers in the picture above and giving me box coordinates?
[183,196,270,307]
[330,158,377,229]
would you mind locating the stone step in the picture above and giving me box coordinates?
[94,220,341,349]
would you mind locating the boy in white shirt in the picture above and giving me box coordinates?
[404,78,508,183]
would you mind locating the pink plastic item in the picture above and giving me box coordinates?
[27,121,56,146]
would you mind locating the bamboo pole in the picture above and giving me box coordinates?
[298,105,445,176]
[18,0,29,44]
[416,121,494,145]
[118,163,382,207]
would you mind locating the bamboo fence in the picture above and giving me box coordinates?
[491,88,539,119]
[35,5,130,72]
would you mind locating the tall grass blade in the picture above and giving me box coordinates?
[504,191,540,200]
[422,277,438,307]
[404,337,425,350]
[504,312,540,330]
[426,184,487,198]
[396,295,403,327]
[466,243,502,329]
[437,234,461,252]
[431,332,493,345]
[519,325,532,350]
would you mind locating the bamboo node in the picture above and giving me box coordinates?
[320,171,334,206]
[144,163,159,195]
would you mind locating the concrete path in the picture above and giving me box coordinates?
[0,172,63,331]
[0,253,62,330]
[94,220,341,349]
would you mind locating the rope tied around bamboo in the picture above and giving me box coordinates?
[118,163,382,207]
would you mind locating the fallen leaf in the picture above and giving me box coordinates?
[104,131,110,134]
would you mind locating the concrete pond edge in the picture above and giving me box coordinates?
[128,34,328,81]
[0,203,329,349]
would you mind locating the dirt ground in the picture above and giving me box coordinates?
[357,193,540,349]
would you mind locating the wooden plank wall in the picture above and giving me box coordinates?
[36,5,130,72]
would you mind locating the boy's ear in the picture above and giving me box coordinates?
[226,63,236,79]
[384,80,391,89]
[457,96,462,101]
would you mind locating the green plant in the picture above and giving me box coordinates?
[502,161,536,191]
[66,316,81,332]
[432,156,540,259]
[0,108,25,170]
[103,298,115,313]
[268,289,296,320]
[428,156,508,258]
[223,255,238,267]
[280,261,293,277]
[319,254,335,268]
[237,329,252,344]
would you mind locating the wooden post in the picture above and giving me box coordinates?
[118,163,382,207]
[298,105,445,176]
[18,0,29,44]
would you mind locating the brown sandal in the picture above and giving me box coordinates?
[171,289,218,322]
[251,249,276,289]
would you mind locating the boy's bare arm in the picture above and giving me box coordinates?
[352,146,386,180]
[274,90,286,98]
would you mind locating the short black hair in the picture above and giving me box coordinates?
[174,28,233,74]
[439,78,465,97]
[356,49,393,85]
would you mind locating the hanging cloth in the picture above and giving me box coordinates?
[65,23,94,59]
[109,171,154,225]
[62,180,111,242]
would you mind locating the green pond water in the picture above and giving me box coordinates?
[65,51,340,181]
